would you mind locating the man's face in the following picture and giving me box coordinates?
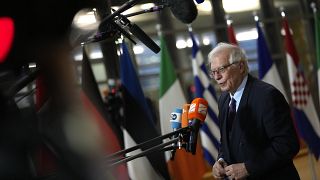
[210,51,243,94]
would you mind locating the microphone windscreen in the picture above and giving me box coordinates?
[188,98,208,122]
[168,0,198,24]
[170,108,182,129]
[181,104,190,128]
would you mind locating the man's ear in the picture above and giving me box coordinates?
[239,61,245,73]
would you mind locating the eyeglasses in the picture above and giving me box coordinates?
[209,61,239,78]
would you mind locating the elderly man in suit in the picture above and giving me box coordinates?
[209,43,300,180]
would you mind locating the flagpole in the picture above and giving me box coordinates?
[308,6,319,179]
[280,7,318,180]
[311,2,320,118]
[225,14,238,45]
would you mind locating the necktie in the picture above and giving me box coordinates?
[227,98,236,132]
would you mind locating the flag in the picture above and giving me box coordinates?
[314,9,320,107]
[119,42,169,180]
[159,35,208,179]
[227,21,238,45]
[189,31,220,166]
[282,17,320,159]
[256,21,288,102]
[159,35,187,138]
[81,48,128,179]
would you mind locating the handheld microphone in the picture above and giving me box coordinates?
[181,104,190,128]
[187,98,208,154]
[170,108,182,131]
[169,108,182,160]
[166,0,198,24]
[181,104,190,150]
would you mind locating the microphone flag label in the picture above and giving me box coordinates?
[170,108,182,129]
[198,103,207,116]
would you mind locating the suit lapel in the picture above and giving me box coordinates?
[220,94,231,162]
[230,75,253,161]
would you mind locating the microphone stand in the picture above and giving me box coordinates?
[4,68,39,99]
[105,126,191,168]
[108,137,179,167]
[124,5,167,17]
[99,0,143,25]
[85,0,162,53]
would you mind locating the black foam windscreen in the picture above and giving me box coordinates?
[168,0,198,24]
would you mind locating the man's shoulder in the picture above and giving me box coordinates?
[247,75,286,102]
[249,75,278,93]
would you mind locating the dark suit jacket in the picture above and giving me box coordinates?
[217,74,300,180]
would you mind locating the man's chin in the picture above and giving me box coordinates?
[219,86,229,92]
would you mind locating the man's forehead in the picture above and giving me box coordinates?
[212,52,229,64]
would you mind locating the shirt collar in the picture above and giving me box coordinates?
[229,75,248,111]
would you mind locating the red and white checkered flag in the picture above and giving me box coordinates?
[282,16,320,159]
[291,72,310,109]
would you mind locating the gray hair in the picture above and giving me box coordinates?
[208,42,249,74]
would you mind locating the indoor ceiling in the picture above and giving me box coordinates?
[108,0,301,32]
[71,0,302,45]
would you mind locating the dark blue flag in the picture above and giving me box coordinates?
[120,42,169,179]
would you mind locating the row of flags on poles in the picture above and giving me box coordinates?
[56,12,320,180]
[105,14,320,179]
[159,34,208,180]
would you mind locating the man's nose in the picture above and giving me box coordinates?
[214,73,222,81]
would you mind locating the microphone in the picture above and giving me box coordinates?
[166,0,198,24]
[181,104,190,149]
[129,23,160,53]
[85,21,137,45]
[100,0,142,25]
[187,98,208,154]
[170,108,182,131]
[125,1,197,24]
[96,10,160,53]
[181,104,190,128]
[169,108,182,160]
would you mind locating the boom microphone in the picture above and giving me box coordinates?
[167,0,198,24]
[187,98,208,154]
[96,11,160,53]
[129,23,160,53]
